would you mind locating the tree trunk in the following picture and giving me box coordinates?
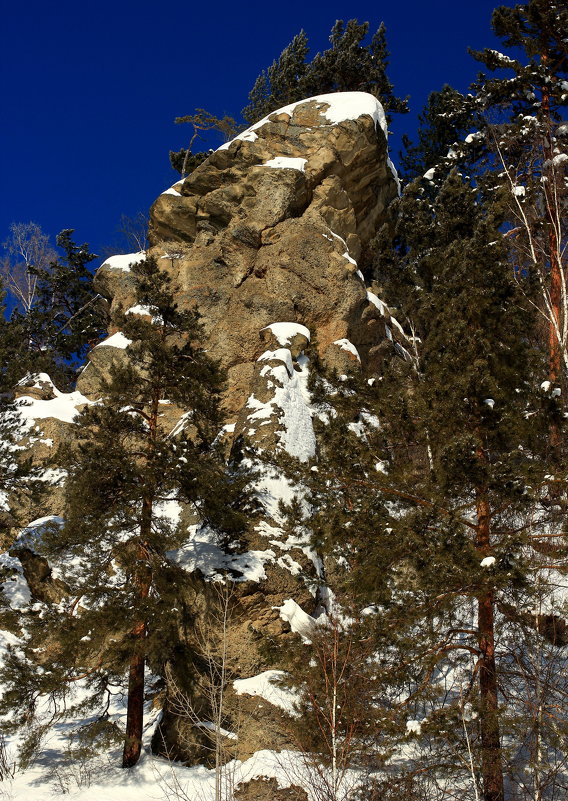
[476,481,505,801]
[541,57,564,468]
[477,590,504,801]
[122,619,147,768]
[122,389,160,768]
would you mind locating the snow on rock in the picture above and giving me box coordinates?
[168,524,275,582]
[94,331,132,350]
[366,290,388,316]
[247,343,316,462]
[258,348,295,376]
[161,181,183,196]
[234,670,300,716]
[219,91,389,152]
[126,304,163,324]
[126,304,154,317]
[16,383,94,425]
[254,468,301,523]
[261,322,311,346]
[276,598,317,641]
[0,553,31,609]
[100,251,146,272]
[263,156,307,171]
[16,372,56,391]
[332,339,361,362]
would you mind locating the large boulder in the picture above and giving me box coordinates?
[80,93,406,417]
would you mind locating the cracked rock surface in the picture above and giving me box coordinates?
[81,94,400,417]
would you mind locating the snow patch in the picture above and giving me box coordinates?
[100,251,146,272]
[161,181,183,196]
[16,382,94,425]
[261,322,311,346]
[263,156,307,171]
[276,598,316,641]
[234,670,299,716]
[247,348,315,463]
[168,524,275,582]
[94,331,132,350]
[332,339,361,362]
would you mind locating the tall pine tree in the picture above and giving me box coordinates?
[0,257,249,768]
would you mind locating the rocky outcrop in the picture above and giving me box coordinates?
[7,93,411,774]
[78,92,406,418]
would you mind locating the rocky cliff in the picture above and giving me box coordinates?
[4,92,410,785]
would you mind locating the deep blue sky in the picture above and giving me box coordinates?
[1,0,502,261]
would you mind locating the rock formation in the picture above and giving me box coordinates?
[3,92,411,788]
[78,92,406,419]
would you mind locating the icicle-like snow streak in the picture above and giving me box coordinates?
[246,325,316,462]
[275,598,317,642]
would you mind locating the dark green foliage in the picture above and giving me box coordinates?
[0,284,44,541]
[7,230,107,390]
[371,169,563,796]
[242,19,408,125]
[243,31,309,126]
[169,148,209,176]
[399,85,477,182]
[0,257,250,764]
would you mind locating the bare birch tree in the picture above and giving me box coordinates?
[1,222,56,311]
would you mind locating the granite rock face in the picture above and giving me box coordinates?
[78,93,406,422]
[9,93,411,774]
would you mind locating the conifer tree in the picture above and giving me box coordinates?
[242,20,408,125]
[469,0,568,388]
[0,257,249,768]
[0,282,43,544]
[7,229,107,389]
[399,85,476,183]
[169,109,237,177]
[372,170,557,800]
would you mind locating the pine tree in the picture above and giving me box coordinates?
[0,257,249,768]
[242,31,309,125]
[169,109,237,177]
[7,229,107,389]
[469,0,568,387]
[372,170,558,800]
[0,282,43,545]
[242,20,408,125]
[399,85,477,183]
